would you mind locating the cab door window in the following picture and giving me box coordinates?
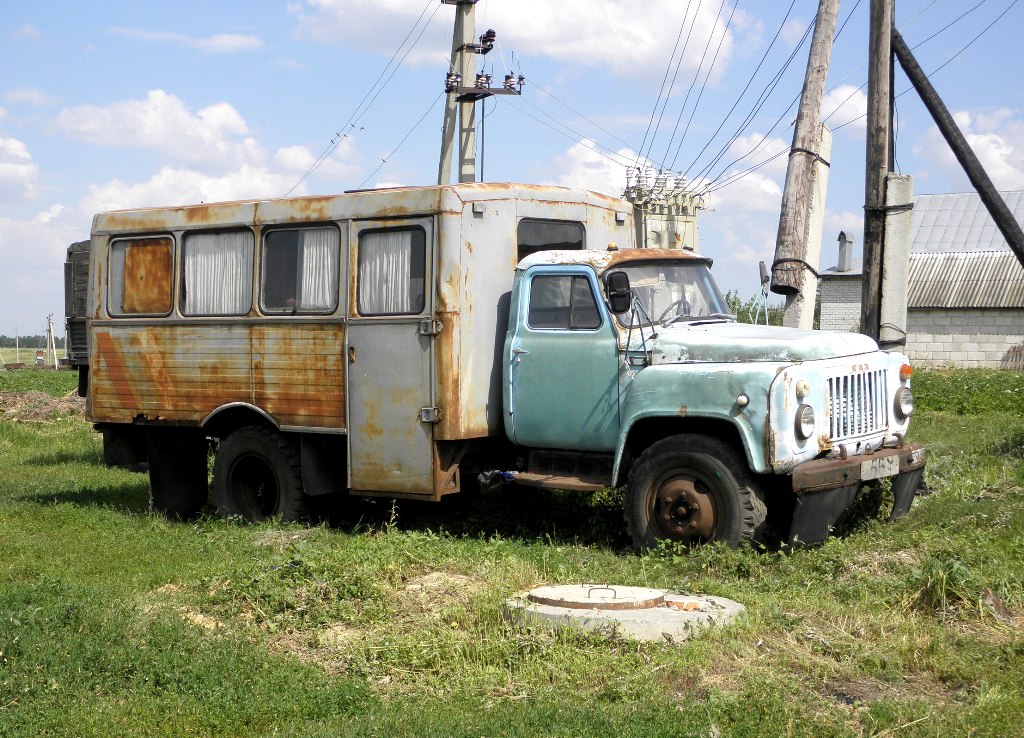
[527,275,601,330]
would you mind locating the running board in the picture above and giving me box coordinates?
[511,472,607,492]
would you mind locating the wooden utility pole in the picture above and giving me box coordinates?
[771,0,839,328]
[861,0,893,340]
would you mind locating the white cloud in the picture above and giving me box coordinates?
[3,87,59,107]
[12,25,41,42]
[289,0,736,80]
[781,18,809,46]
[79,165,303,214]
[56,90,264,171]
[823,85,867,133]
[107,27,264,53]
[0,135,40,199]
[915,107,1024,190]
[546,138,639,196]
[274,137,362,181]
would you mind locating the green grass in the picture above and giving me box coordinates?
[1,369,1022,736]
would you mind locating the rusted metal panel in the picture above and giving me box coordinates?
[89,321,346,429]
[120,238,173,314]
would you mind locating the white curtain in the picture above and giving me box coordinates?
[359,230,416,314]
[184,231,253,315]
[298,228,339,310]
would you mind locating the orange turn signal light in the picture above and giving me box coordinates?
[899,364,913,381]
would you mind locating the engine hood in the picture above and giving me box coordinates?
[648,321,879,364]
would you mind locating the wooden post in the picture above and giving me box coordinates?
[861,0,893,341]
[771,0,839,308]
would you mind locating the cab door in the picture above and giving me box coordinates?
[505,267,620,452]
[347,218,435,494]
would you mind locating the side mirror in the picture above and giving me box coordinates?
[605,270,632,315]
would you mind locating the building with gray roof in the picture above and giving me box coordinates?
[819,191,1024,369]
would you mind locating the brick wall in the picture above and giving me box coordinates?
[819,278,862,332]
[905,308,1024,369]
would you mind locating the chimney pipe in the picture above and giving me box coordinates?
[837,231,853,272]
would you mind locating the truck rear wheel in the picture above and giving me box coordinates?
[626,434,766,550]
[146,427,208,520]
[212,426,306,522]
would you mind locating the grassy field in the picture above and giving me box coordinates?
[1,369,1022,737]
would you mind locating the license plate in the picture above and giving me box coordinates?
[861,455,900,481]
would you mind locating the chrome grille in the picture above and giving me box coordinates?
[827,369,888,440]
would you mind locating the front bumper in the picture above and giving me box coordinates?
[788,442,926,545]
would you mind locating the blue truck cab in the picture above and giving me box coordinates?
[504,248,925,548]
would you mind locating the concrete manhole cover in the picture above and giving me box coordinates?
[507,583,744,642]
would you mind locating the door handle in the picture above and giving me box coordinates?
[512,347,529,355]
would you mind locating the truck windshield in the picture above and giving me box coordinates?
[614,262,731,327]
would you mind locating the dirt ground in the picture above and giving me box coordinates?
[0,391,85,422]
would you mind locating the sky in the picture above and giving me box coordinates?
[2,0,1023,338]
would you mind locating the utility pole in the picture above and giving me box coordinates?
[861,0,893,341]
[438,0,522,185]
[771,0,839,329]
[891,28,1024,269]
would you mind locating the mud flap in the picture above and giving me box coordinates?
[888,467,925,521]
[788,481,860,546]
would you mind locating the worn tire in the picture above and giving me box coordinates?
[625,434,766,550]
[146,427,209,520]
[212,426,306,522]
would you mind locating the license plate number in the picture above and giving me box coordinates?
[861,455,900,481]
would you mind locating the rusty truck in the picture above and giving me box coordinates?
[65,182,926,548]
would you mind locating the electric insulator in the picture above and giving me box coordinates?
[504,74,515,90]
[475,73,489,88]
[445,72,462,92]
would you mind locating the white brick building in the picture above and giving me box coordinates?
[819,192,1024,369]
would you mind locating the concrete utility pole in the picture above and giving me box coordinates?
[771,0,839,329]
[891,28,1024,270]
[437,1,523,185]
[438,0,477,185]
[860,0,893,341]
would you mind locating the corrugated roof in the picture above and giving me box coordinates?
[907,250,1024,308]
[909,191,1024,253]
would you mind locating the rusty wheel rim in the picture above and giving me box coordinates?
[650,476,719,543]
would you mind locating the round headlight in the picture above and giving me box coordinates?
[894,386,914,420]
[795,404,815,440]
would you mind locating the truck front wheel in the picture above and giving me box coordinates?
[212,426,306,522]
[626,434,766,550]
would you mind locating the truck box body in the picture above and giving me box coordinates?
[84,183,634,497]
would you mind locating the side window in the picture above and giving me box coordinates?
[261,226,340,313]
[528,275,601,330]
[357,227,426,316]
[182,230,254,316]
[108,236,173,315]
[517,219,584,261]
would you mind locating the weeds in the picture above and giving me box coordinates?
[1,370,1023,736]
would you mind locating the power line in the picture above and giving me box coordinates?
[499,96,638,168]
[675,0,797,180]
[663,0,741,170]
[652,0,729,166]
[357,92,445,190]
[634,1,701,169]
[831,0,1015,131]
[285,0,441,196]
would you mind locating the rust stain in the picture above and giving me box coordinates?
[817,434,833,454]
[285,197,334,222]
[92,330,140,415]
[605,248,706,268]
[465,240,473,254]
[120,238,173,314]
